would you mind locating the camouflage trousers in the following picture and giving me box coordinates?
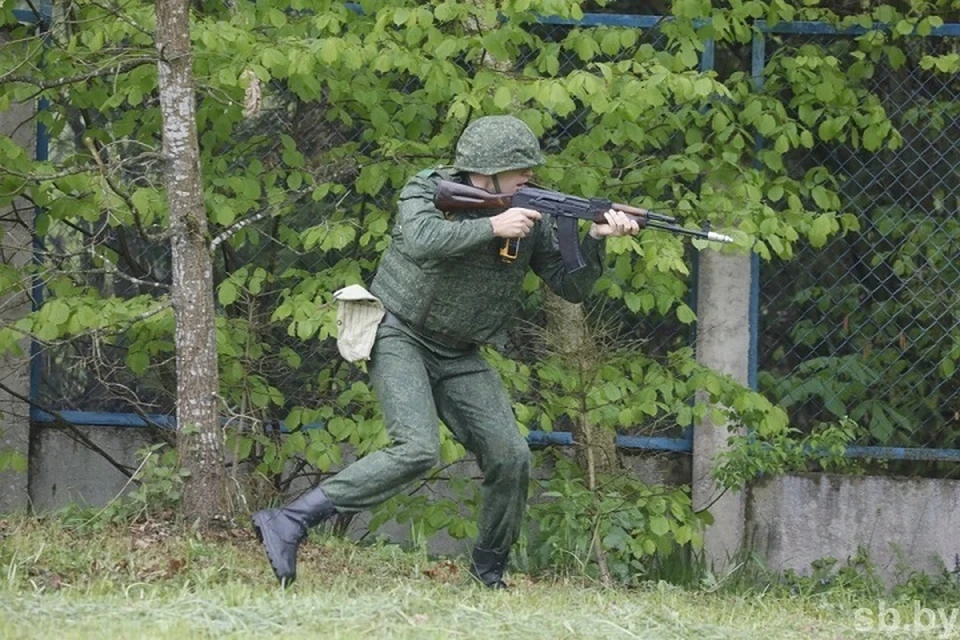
[320,324,531,553]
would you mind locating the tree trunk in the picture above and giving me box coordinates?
[542,286,618,586]
[155,0,226,525]
[541,287,619,475]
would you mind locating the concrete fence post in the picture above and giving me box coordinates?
[0,38,35,513]
[693,249,753,569]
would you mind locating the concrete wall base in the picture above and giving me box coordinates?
[20,424,960,587]
[748,473,960,584]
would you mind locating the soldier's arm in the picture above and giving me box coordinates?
[395,173,495,261]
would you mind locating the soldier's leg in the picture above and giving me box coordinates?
[434,352,530,587]
[320,325,442,510]
[254,325,441,585]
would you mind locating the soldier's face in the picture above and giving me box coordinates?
[495,168,534,194]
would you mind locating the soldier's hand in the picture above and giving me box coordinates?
[589,209,642,239]
[490,207,542,239]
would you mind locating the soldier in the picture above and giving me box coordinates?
[252,115,641,589]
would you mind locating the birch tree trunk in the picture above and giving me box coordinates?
[155,0,226,525]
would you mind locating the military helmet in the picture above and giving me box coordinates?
[452,115,544,175]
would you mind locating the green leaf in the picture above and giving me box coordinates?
[815,81,835,102]
[127,87,143,106]
[213,201,236,226]
[283,431,306,455]
[261,48,287,73]
[296,320,316,341]
[603,383,622,402]
[434,3,455,21]
[282,146,304,169]
[869,407,894,442]
[811,185,831,210]
[235,436,253,461]
[47,300,70,326]
[940,358,956,379]
[693,77,713,97]
[894,20,914,35]
[0,449,27,473]
[676,304,696,324]
[823,391,847,418]
[711,110,729,131]
[127,350,149,375]
[574,34,598,61]
[649,515,670,536]
[817,118,836,141]
[602,526,631,550]
[218,67,237,87]
[756,114,776,136]
[887,46,907,70]
[74,306,98,330]
[440,437,463,463]
[321,224,357,251]
[600,30,621,56]
[288,171,303,191]
[494,86,513,109]
[218,281,238,306]
[267,8,287,27]
[320,39,340,64]
[798,104,820,127]
[774,134,789,154]
[393,7,410,26]
[809,214,834,248]
[863,124,885,151]
[678,46,698,68]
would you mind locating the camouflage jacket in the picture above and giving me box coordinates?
[369,168,605,348]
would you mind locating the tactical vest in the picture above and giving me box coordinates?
[370,168,604,348]
[370,169,534,346]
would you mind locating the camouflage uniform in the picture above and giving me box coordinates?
[252,116,606,588]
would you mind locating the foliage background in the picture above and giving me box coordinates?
[1,0,958,576]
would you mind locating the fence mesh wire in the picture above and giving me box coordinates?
[34,16,959,454]
[37,18,696,437]
[757,30,960,449]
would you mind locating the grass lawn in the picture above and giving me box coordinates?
[0,515,948,639]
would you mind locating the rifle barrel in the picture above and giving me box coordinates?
[646,220,734,244]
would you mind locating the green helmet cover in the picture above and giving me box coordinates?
[452,115,544,175]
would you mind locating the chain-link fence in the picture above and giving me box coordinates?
[31,14,960,459]
[757,22,960,454]
[35,13,698,445]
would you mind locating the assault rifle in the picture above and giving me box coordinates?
[434,180,734,273]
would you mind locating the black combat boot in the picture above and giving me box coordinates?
[470,546,510,590]
[252,486,336,587]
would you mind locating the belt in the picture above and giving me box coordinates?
[382,311,476,351]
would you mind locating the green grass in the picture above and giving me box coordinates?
[0,515,945,639]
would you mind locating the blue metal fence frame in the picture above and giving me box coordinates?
[20,11,960,461]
